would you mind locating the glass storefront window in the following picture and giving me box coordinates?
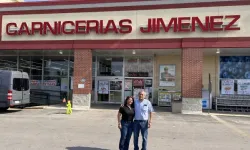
[220,56,250,95]
[0,50,18,71]
[125,57,153,77]
[31,56,43,80]
[97,57,123,76]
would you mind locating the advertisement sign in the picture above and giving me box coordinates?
[158,91,171,102]
[60,78,68,92]
[133,79,144,87]
[221,79,234,95]
[237,79,250,95]
[30,80,41,86]
[30,80,57,86]
[172,92,181,101]
[202,89,211,109]
[159,65,176,87]
[43,80,57,86]
[98,81,109,94]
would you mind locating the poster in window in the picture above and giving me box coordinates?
[158,91,171,102]
[237,79,250,95]
[124,79,132,90]
[221,79,234,95]
[220,56,250,79]
[145,79,152,87]
[60,78,69,92]
[159,65,176,87]
[133,79,144,87]
[98,81,109,94]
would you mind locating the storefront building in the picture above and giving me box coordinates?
[1,0,250,114]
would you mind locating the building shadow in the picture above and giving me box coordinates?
[91,103,120,110]
[66,146,109,150]
[0,109,21,114]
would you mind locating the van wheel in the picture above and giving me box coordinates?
[0,107,9,111]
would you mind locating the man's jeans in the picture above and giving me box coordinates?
[119,120,133,150]
[134,120,148,150]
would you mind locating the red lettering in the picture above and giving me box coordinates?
[191,17,209,32]
[31,22,43,35]
[75,20,86,34]
[5,15,240,36]
[18,22,31,35]
[86,20,99,34]
[44,22,57,35]
[224,15,240,31]
[62,21,75,34]
[99,20,104,34]
[140,18,151,33]
[6,23,17,35]
[178,17,190,32]
[156,18,177,33]
[104,20,118,34]
[210,16,223,31]
[119,19,132,34]
[152,18,157,33]
[57,21,62,35]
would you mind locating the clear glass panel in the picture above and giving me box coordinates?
[125,57,139,76]
[98,93,109,102]
[31,56,43,80]
[97,57,123,76]
[109,91,122,102]
[19,56,31,74]
[139,57,153,77]
[125,57,153,77]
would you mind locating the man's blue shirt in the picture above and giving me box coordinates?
[134,99,154,120]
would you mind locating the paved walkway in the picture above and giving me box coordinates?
[0,108,250,150]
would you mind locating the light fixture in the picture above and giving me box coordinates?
[59,50,63,55]
[132,50,136,55]
[216,49,220,54]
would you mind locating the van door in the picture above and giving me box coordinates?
[12,77,23,105]
[22,73,30,104]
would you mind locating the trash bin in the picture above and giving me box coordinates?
[171,92,182,113]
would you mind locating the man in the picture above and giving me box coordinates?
[133,91,154,150]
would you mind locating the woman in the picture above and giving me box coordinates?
[117,96,135,150]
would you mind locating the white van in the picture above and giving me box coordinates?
[0,70,30,111]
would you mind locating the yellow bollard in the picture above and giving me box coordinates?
[66,100,72,115]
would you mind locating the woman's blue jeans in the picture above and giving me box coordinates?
[119,120,133,150]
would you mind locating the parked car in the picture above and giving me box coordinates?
[0,70,30,111]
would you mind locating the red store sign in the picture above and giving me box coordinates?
[5,15,240,36]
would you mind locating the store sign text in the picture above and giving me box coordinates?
[5,15,240,36]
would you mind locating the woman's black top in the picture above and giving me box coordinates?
[119,106,135,121]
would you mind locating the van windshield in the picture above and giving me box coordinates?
[13,78,29,91]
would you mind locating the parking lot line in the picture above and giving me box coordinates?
[211,114,250,138]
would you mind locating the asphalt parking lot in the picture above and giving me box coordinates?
[0,107,250,150]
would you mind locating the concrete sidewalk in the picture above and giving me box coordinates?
[1,108,250,150]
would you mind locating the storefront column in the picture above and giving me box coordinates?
[181,48,203,114]
[72,49,92,109]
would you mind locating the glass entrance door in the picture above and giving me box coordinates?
[96,79,123,103]
[109,80,123,103]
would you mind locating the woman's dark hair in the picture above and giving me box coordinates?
[124,96,134,108]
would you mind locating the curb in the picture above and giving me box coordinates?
[23,106,45,109]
